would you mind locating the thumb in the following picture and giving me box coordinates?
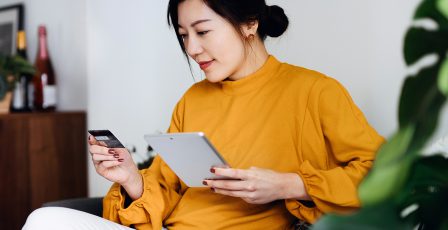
[88,135,100,145]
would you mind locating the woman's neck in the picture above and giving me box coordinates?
[227,39,269,81]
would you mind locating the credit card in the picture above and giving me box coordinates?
[88,130,125,148]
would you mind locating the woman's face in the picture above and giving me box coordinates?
[177,0,247,82]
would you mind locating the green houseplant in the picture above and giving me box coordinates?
[0,54,35,111]
[312,0,448,229]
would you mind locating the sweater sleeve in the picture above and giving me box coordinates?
[285,77,385,223]
[102,98,187,229]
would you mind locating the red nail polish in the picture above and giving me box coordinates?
[210,168,215,173]
[108,149,115,154]
[203,180,208,186]
[118,159,124,162]
[210,188,215,192]
[113,154,119,158]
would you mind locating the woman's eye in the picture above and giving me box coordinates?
[197,30,210,36]
[179,34,188,41]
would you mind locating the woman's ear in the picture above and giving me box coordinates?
[242,20,259,38]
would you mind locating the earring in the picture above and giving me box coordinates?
[247,34,255,40]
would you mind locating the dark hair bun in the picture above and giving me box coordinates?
[263,5,289,38]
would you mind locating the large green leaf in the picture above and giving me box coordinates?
[439,57,448,95]
[311,201,413,230]
[437,0,448,19]
[398,63,446,130]
[315,156,448,229]
[398,66,437,128]
[359,154,414,206]
[358,125,415,206]
[373,125,415,166]
[403,28,448,66]
[400,72,446,153]
[397,156,448,229]
[415,0,448,27]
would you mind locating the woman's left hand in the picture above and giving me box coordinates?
[204,167,311,204]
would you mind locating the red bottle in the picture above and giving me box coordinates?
[33,25,57,111]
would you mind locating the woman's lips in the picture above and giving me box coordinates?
[199,60,214,70]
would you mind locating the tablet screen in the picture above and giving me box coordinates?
[144,132,233,187]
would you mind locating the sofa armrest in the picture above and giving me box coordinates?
[42,197,103,217]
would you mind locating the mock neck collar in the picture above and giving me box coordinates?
[218,55,281,95]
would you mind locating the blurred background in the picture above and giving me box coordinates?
[0,0,447,228]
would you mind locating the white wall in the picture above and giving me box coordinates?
[86,0,194,196]
[3,0,446,197]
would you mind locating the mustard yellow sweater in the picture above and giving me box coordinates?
[103,56,384,229]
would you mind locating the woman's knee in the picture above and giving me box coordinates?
[23,207,66,229]
[23,207,133,230]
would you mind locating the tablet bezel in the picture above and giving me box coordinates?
[143,132,232,187]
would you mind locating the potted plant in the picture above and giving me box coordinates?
[0,54,35,113]
[312,0,448,229]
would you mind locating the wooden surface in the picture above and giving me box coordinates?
[0,112,87,230]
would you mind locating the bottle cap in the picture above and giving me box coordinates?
[38,25,47,36]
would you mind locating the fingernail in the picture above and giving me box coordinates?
[210,168,215,173]
[113,154,119,158]
[108,149,115,154]
[118,159,124,162]
[88,135,91,140]
[202,180,208,186]
[210,188,215,192]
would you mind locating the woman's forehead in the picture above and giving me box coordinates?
[178,0,221,27]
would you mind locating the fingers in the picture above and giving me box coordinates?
[98,141,108,147]
[95,160,124,174]
[88,135,108,147]
[212,187,253,199]
[93,153,124,169]
[212,168,250,180]
[92,152,120,162]
[204,179,251,191]
[99,160,123,168]
[89,144,110,156]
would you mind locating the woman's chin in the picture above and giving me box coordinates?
[204,74,226,83]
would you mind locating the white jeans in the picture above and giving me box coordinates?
[22,207,134,230]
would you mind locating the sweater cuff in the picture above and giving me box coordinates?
[284,198,322,224]
[117,172,153,225]
[284,162,323,223]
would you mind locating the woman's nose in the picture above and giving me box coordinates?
[185,36,203,57]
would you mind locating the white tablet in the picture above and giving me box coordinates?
[143,132,232,187]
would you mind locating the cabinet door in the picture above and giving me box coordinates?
[0,116,31,229]
[28,113,87,210]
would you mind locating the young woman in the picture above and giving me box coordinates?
[23,0,384,229]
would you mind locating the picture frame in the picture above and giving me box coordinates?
[0,4,23,55]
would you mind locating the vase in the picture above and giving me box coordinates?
[0,92,12,114]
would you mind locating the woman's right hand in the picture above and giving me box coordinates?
[88,135,143,200]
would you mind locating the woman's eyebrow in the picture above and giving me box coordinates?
[178,19,211,28]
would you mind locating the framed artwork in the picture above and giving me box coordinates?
[0,4,23,55]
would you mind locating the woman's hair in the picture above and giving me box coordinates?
[167,0,289,57]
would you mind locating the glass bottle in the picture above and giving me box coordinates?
[11,30,32,112]
[33,25,57,111]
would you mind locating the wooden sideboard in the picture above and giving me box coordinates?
[0,111,87,230]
